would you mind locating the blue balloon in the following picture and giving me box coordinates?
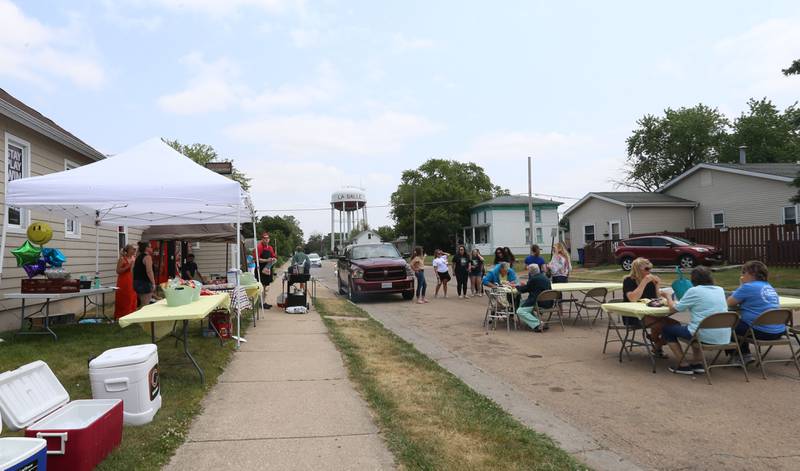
[42,248,67,267]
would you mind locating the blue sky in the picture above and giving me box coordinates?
[2,0,799,237]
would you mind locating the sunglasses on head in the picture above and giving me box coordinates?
[644,267,652,271]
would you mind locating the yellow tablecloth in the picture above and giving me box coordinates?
[119,293,230,327]
[243,283,262,301]
[602,296,800,320]
[550,282,623,293]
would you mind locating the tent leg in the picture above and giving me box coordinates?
[235,212,241,349]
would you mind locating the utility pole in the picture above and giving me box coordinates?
[527,156,534,249]
[412,184,417,250]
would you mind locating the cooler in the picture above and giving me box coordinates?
[0,361,122,471]
[0,438,47,471]
[89,344,162,426]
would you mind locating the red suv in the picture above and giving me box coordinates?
[614,235,722,271]
[336,243,415,302]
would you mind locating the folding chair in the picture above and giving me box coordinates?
[573,287,608,325]
[790,325,800,364]
[676,312,749,385]
[534,290,564,331]
[483,288,515,332]
[742,309,800,379]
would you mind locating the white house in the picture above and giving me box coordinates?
[463,195,562,256]
[349,230,382,245]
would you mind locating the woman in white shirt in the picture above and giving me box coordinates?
[432,249,451,298]
[548,242,572,283]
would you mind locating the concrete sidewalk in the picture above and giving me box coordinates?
[164,287,395,470]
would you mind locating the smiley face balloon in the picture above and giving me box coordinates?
[27,221,53,246]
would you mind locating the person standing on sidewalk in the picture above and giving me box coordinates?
[469,248,485,297]
[432,249,451,298]
[257,232,277,309]
[409,247,428,304]
[452,245,470,298]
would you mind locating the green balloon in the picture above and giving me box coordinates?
[11,240,42,267]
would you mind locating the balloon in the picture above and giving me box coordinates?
[42,248,67,267]
[23,259,47,278]
[11,241,42,267]
[26,221,53,246]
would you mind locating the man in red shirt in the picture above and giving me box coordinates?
[257,232,277,309]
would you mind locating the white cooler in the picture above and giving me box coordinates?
[89,344,161,426]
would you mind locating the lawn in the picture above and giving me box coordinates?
[572,264,800,291]
[316,297,586,471]
[0,315,245,470]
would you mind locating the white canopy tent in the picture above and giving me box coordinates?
[1,137,262,347]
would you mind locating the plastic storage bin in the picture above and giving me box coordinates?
[89,344,161,426]
[0,361,122,471]
[0,437,47,471]
[164,286,193,306]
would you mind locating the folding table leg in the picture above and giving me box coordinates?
[182,320,205,383]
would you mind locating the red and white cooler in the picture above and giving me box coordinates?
[0,361,122,471]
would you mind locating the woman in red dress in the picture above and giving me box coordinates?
[114,244,138,319]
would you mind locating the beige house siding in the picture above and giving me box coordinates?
[565,199,631,260]
[629,207,693,234]
[0,116,139,332]
[664,169,797,228]
[190,242,231,278]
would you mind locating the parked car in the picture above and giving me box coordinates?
[307,253,322,267]
[336,243,415,302]
[614,235,723,271]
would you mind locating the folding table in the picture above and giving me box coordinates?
[5,287,117,340]
[118,293,230,383]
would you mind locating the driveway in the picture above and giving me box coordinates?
[318,261,800,471]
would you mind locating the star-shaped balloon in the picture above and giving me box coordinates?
[23,259,47,278]
[11,240,42,267]
[42,248,67,267]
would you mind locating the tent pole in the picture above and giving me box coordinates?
[95,211,100,277]
[235,204,241,349]
[0,204,9,283]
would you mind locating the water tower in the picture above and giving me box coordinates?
[331,187,367,252]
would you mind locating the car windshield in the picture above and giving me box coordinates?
[350,245,401,260]
[664,236,693,246]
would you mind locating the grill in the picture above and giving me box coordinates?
[363,267,406,281]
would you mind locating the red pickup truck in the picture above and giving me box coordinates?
[336,243,414,302]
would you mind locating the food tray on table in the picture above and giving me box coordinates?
[21,278,80,294]
[205,283,235,291]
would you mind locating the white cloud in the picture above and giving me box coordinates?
[101,0,163,31]
[143,0,303,17]
[391,33,435,52]
[157,52,242,114]
[159,55,338,114]
[0,0,105,89]
[226,111,441,155]
[290,28,320,48]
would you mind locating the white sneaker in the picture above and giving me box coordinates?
[731,354,754,365]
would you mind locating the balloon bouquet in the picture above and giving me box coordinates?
[11,222,68,279]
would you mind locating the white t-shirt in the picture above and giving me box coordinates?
[432,256,449,273]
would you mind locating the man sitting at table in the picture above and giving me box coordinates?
[663,266,730,375]
[516,264,552,332]
[726,260,783,365]
[180,254,206,283]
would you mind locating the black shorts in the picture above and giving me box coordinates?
[133,279,153,294]
[437,271,451,282]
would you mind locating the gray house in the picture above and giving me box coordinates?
[564,161,800,260]
[657,163,799,229]
[562,192,697,260]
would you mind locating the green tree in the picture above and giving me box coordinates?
[375,225,396,242]
[304,232,324,254]
[253,215,303,257]
[783,59,800,76]
[163,138,251,191]
[620,104,729,191]
[390,159,506,252]
[722,98,800,163]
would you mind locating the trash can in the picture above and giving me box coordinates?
[89,344,161,426]
[577,248,585,266]
[0,437,48,471]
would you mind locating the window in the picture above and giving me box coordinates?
[609,221,621,241]
[535,227,543,244]
[535,209,541,223]
[524,210,529,222]
[482,211,487,224]
[64,159,81,238]
[712,212,725,229]
[584,225,595,243]
[118,226,128,250]
[525,228,531,244]
[625,238,651,247]
[5,133,30,231]
[783,206,797,225]
[650,237,669,247]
